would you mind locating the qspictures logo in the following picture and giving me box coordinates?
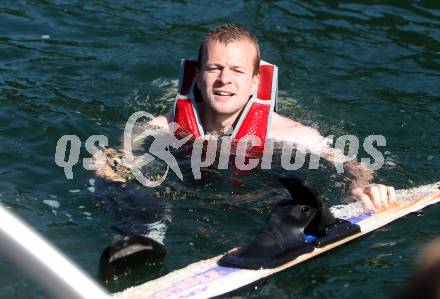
[55,111,387,187]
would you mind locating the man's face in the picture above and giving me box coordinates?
[196,39,259,117]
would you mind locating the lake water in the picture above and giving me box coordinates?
[1,1,439,298]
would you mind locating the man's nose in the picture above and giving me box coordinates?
[218,67,232,84]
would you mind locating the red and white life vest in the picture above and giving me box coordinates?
[173,59,278,149]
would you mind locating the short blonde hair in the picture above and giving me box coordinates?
[197,23,260,76]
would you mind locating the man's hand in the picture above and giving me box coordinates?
[93,146,132,183]
[350,184,397,212]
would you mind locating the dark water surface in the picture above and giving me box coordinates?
[1,1,439,298]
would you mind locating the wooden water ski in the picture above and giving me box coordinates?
[114,182,440,299]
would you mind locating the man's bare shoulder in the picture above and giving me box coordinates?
[270,112,326,148]
[149,110,173,129]
[271,112,308,130]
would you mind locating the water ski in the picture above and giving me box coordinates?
[113,180,440,299]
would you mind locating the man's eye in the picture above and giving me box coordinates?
[206,66,220,72]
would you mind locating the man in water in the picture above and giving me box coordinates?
[96,23,396,275]
[143,23,396,212]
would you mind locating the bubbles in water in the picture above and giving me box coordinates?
[43,199,60,209]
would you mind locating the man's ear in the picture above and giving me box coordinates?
[252,74,260,95]
[195,68,201,89]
